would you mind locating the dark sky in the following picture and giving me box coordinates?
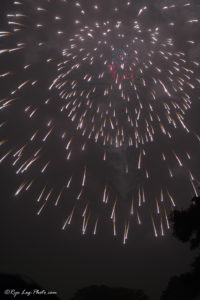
[0,167,195,300]
[0,1,200,299]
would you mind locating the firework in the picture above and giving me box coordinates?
[0,0,200,243]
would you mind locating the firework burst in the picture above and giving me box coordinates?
[0,0,200,243]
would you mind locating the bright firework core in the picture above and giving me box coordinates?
[108,49,134,80]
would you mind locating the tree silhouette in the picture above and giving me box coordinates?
[172,196,200,249]
[70,285,149,300]
[161,196,200,300]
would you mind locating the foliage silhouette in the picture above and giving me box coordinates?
[70,285,149,300]
[172,196,200,249]
[161,196,200,300]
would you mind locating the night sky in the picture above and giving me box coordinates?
[0,1,200,299]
